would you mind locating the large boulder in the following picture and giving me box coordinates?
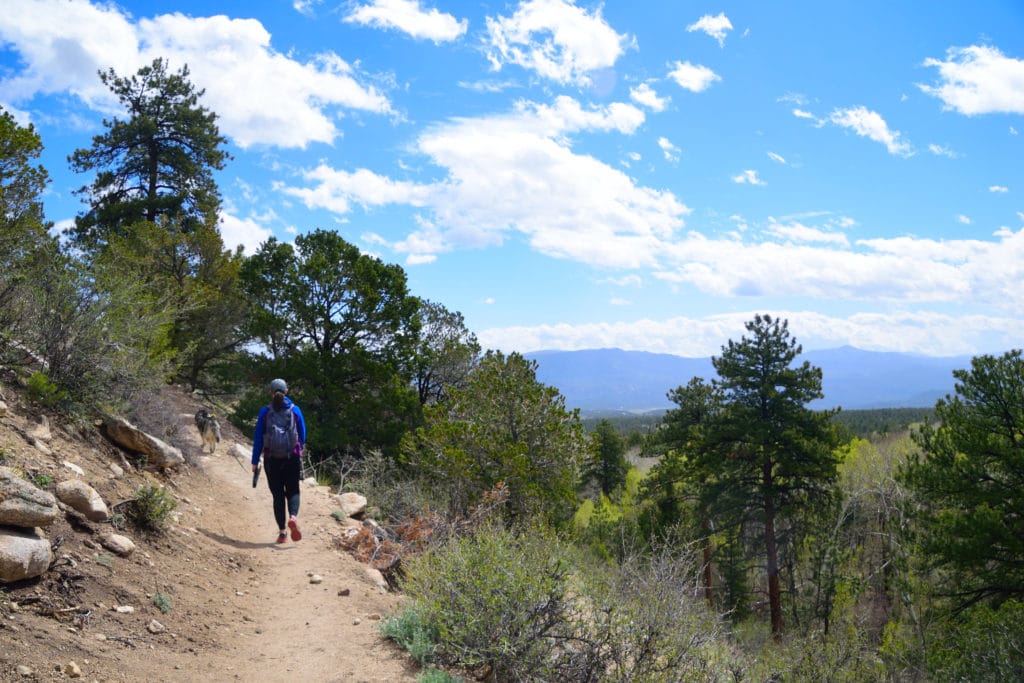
[333,492,368,518]
[0,467,58,528]
[55,480,110,522]
[103,417,184,468]
[0,526,52,582]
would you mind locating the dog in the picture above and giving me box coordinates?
[194,409,222,454]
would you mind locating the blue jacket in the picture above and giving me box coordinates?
[252,397,306,465]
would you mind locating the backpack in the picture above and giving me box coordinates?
[263,405,299,459]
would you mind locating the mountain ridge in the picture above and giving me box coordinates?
[525,346,975,413]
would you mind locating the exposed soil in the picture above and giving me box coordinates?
[0,384,420,682]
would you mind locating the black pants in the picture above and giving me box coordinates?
[264,456,301,530]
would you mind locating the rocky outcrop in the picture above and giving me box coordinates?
[0,526,52,583]
[103,416,184,468]
[55,480,110,522]
[0,467,58,528]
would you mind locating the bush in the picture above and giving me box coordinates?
[128,485,177,531]
[26,371,68,409]
[926,600,1024,681]
[401,524,576,681]
[381,607,439,666]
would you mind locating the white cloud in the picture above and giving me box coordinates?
[609,297,631,306]
[928,143,958,158]
[219,212,275,255]
[667,61,721,92]
[478,310,1024,357]
[792,108,816,120]
[686,13,733,47]
[766,220,848,246]
[281,95,687,267]
[990,185,1009,193]
[920,45,1024,115]
[829,106,912,156]
[658,136,680,162]
[767,151,786,164]
[957,214,972,225]
[0,2,393,148]
[484,0,633,86]
[732,169,765,186]
[630,83,669,112]
[344,0,468,42]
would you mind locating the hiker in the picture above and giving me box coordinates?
[252,378,307,544]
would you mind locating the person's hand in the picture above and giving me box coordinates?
[252,463,258,472]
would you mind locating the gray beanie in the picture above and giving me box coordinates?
[269,378,288,393]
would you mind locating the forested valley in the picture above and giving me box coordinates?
[2,58,1022,681]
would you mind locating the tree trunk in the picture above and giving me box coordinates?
[764,462,783,636]
[701,510,714,605]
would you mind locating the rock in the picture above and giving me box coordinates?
[0,400,8,417]
[101,533,136,557]
[114,605,134,614]
[363,566,388,593]
[103,416,184,468]
[309,574,323,584]
[337,588,350,597]
[62,461,85,476]
[333,492,367,518]
[15,664,31,676]
[147,619,165,634]
[64,661,82,678]
[0,527,51,583]
[55,480,110,522]
[0,466,59,528]
[108,463,124,479]
[29,415,52,442]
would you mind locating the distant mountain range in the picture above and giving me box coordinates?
[525,347,974,414]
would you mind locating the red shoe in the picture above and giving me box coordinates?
[276,531,288,544]
[288,518,302,542]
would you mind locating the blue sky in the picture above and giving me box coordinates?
[2,0,1023,358]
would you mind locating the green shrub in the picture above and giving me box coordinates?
[30,473,53,489]
[129,485,177,531]
[926,600,1024,682]
[26,371,68,408]
[401,524,575,681]
[152,592,173,614]
[381,607,439,666]
[417,667,460,683]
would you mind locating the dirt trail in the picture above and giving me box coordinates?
[0,389,419,682]
[165,411,419,683]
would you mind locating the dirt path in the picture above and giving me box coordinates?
[168,414,419,683]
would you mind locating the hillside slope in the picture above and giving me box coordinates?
[0,383,417,682]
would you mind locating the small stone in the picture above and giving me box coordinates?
[148,619,165,634]
[16,665,32,676]
[367,613,382,621]
[64,661,82,677]
[62,461,85,476]
[108,463,124,479]
[114,605,134,614]
[309,574,323,584]
[95,633,107,641]
[100,533,136,557]
[352,617,361,626]
[337,588,350,597]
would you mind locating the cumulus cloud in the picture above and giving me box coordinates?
[829,106,912,156]
[344,0,468,42]
[219,212,275,254]
[667,60,721,92]
[732,169,765,186]
[630,82,669,112]
[686,13,733,47]
[920,45,1024,115]
[658,136,680,162]
[0,1,393,148]
[281,95,687,267]
[484,0,633,86]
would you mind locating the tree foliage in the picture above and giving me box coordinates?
[69,58,228,250]
[585,418,629,497]
[405,350,586,524]
[409,299,480,406]
[903,349,1024,607]
[237,229,421,460]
